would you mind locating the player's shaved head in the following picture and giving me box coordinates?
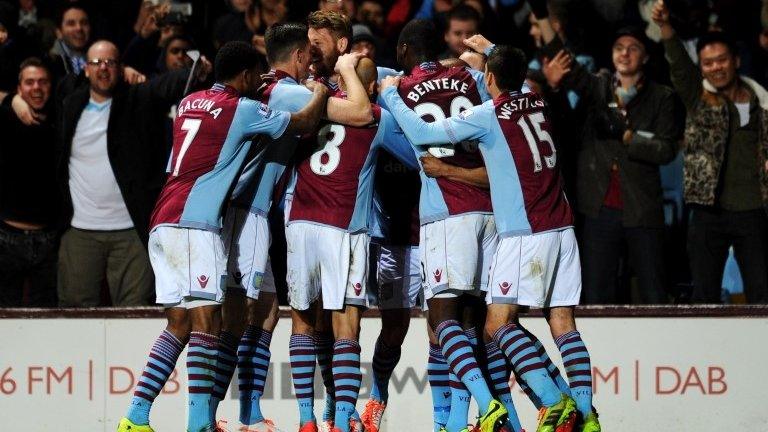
[265,22,309,65]
[215,41,261,82]
[487,45,527,92]
[355,57,377,91]
[397,19,440,61]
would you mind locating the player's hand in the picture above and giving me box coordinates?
[12,93,40,125]
[309,80,329,99]
[420,155,449,178]
[542,49,572,89]
[123,66,147,84]
[379,75,401,92]
[463,34,493,54]
[459,51,486,71]
[334,52,364,73]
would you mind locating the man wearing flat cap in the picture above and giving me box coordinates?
[534,9,681,305]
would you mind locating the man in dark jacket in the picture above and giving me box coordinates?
[0,58,58,307]
[654,0,768,304]
[536,12,680,303]
[56,39,209,307]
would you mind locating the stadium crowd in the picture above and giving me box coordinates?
[1,0,768,309]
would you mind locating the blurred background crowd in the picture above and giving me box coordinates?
[1,0,767,308]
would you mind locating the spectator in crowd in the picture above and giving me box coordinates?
[123,2,187,77]
[440,4,480,59]
[55,39,210,307]
[357,0,385,32]
[161,34,194,73]
[0,58,58,307]
[536,3,679,303]
[350,23,377,60]
[212,0,256,49]
[50,3,90,77]
[0,1,24,103]
[654,0,768,303]
[318,0,355,17]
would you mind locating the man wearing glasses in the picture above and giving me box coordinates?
[56,40,211,307]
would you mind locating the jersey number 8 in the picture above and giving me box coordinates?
[311,124,346,176]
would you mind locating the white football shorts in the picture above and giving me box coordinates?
[222,207,274,300]
[376,244,422,309]
[420,213,498,298]
[286,222,369,310]
[149,225,226,306]
[487,228,581,308]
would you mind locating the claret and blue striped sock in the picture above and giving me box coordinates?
[427,343,451,431]
[210,331,238,422]
[556,331,593,418]
[370,336,402,403]
[290,333,317,426]
[315,332,336,422]
[238,326,273,425]
[485,340,523,432]
[126,330,184,425]
[332,339,362,432]
[436,320,493,415]
[187,332,218,432]
[493,323,562,408]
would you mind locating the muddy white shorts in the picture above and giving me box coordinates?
[149,225,226,306]
[376,244,422,309]
[285,222,369,310]
[487,228,581,308]
[420,213,498,297]
[222,208,272,300]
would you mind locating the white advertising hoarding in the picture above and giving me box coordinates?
[0,317,765,431]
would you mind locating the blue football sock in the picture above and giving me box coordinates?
[289,333,316,425]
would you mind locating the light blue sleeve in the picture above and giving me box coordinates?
[380,86,489,146]
[269,82,313,111]
[467,68,492,102]
[377,109,419,170]
[376,66,402,83]
[237,98,291,139]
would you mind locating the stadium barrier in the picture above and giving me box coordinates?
[1,306,766,431]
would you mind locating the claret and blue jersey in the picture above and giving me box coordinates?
[288,100,418,233]
[150,83,290,232]
[381,86,574,237]
[230,70,314,216]
[378,61,494,225]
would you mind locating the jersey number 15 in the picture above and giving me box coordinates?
[517,112,556,173]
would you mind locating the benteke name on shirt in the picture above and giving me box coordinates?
[406,78,470,103]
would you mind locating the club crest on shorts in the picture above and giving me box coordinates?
[197,275,209,288]
[499,281,511,295]
[353,282,362,296]
[433,269,442,283]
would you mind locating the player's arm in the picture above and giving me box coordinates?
[284,82,330,135]
[378,110,419,170]
[420,155,490,189]
[325,53,374,126]
[379,78,488,147]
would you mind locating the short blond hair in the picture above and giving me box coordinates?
[307,10,352,43]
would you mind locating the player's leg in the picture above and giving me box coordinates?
[315,307,336,430]
[544,229,599,431]
[238,289,280,427]
[286,222,322,430]
[121,307,189,431]
[330,305,364,432]
[326,232,368,432]
[425,311,452,432]
[210,289,247,424]
[187,303,223,432]
[444,298,484,432]
[363,244,416,431]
